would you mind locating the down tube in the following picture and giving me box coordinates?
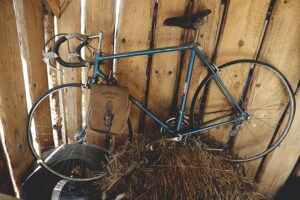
[129,96,175,134]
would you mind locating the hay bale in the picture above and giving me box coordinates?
[98,135,267,200]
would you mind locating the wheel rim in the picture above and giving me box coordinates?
[190,60,295,162]
[27,83,132,181]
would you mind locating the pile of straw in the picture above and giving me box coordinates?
[98,135,267,200]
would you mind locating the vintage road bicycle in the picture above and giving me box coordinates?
[27,10,295,181]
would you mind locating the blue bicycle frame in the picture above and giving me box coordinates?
[92,43,248,136]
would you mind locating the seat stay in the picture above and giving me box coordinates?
[194,48,246,115]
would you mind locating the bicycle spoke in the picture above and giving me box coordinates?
[191,60,295,162]
[249,115,276,130]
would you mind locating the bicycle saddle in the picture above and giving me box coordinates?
[163,9,211,30]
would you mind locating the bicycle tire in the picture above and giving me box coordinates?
[27,83,133,181]
[190,60,295,162]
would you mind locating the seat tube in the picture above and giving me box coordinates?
[176,48,196,131]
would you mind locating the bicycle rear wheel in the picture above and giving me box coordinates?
[27,83,133,181]
[190,60,295,162]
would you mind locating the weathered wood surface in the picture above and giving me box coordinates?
[0,0,33,189]
[0,193,20,200]
[84,0,116,145]
[85,0,116,75]
[47,0,61,17]
[202,0,271,178]
[57,0,82,143]
[14,0,54,152]
[146,0,190,128]
[116,0,155,132]
[258,0,300,91]
[0,139,13,195]
[44,11,63,144]
[177,0,223,112]
[257,88,300,198]
[234,0,300,179]
[254,0,300,197]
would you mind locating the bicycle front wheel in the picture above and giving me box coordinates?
[27,83,133,181]
[190,60,295,162]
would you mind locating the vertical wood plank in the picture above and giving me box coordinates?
[202,0,271,178]
[0,140,13,195]
[253,0,300,197]
[233,0,300,179]
[146,0,190,128]
[57,0,82,143]
[47,0,61,17]
[116,0,155,132]
[177,0,223,112]
[84,0,116,145]
[44,11,63,144]
[256,90,300,198]
[85,0,116,74]
[14,0,54,152]
[258,0,300,91]
[0,0,33,189]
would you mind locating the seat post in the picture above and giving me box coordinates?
[193,27,200,43]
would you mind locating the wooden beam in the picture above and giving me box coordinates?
[44,11,63,144]
[0,0,33,189]
[14,0,54,152]
[0,193,20,200]
[146,0,190,129]
[57,0,82,143]
[116,0,155,133]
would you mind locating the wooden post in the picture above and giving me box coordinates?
[0,0,33,190]
[116,0,155,133]
[44,10,63,144]
[14,0,54,152]
[146,0,190,129]
[57,0,82,143]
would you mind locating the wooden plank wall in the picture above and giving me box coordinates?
[57,0,82,143]
[0,0,34,192]
[116,0,155,133]
[0,0,299,198]
[145,0,190,130]
[210,0,272,178]
[14,0,54,152]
